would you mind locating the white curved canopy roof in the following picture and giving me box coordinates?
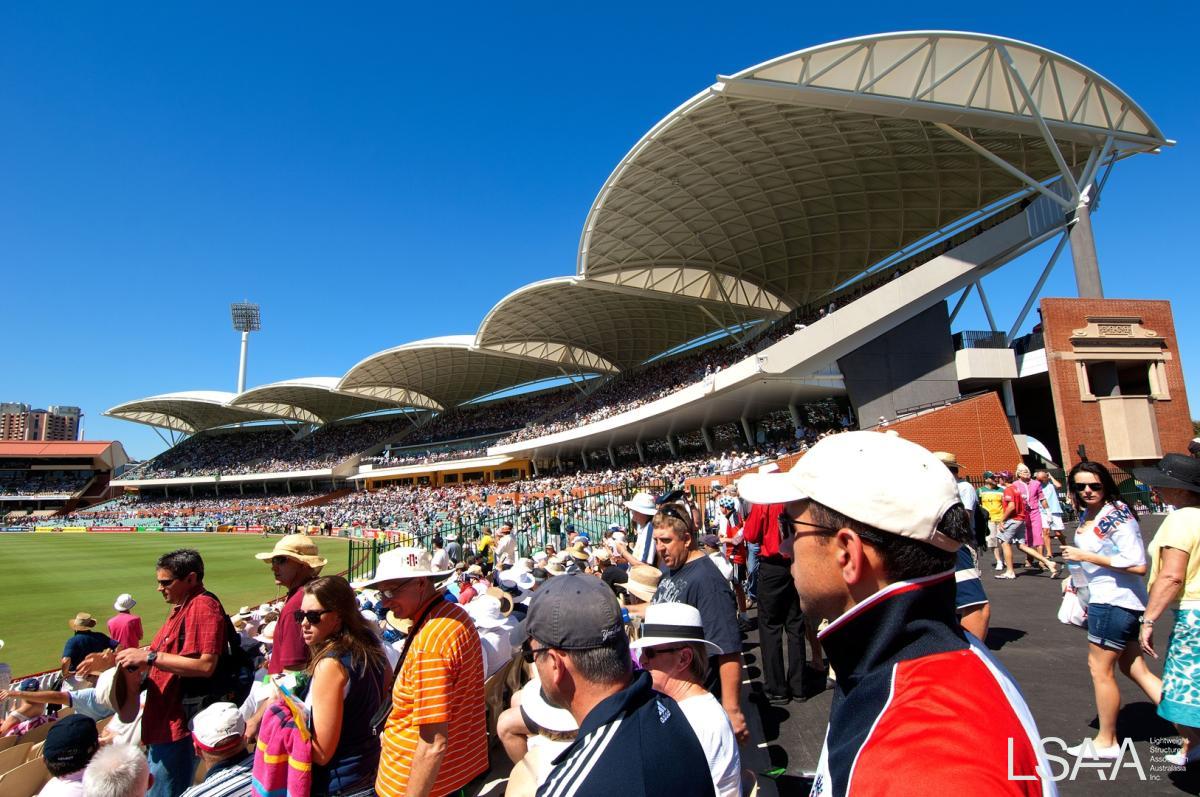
[579,31,1168,307]
[338,336,579,409]
[229,377,404,424]
[476,277,782,371]
[105,391,281,434]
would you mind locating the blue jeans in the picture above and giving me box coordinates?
[147,736,197,797]
[746,543,761,601]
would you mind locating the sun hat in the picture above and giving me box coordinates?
[545,559,566,576]
[69,612,98,631]
[465,564,484,577]
[567,544,590,562]
[357,546,455,589]
[113,594,137,612]
[255,534,327,569]
[737,431,962,552]
[623,492,658,516]
[518,678,578,734]
[465,595,511,629]
[1133,453,1200,494]
[629,602,724,656]
[510,574,624,651]
[484,587,515,617]
[619,563,662,603]
[384,612,413,635]
[92,666,127,711]
[43,714,99,772]
[1189,438,1200,456]
[531,550,548,563]
[190,702,245,753]
[932,451,960,471]
[253,621,276,645]
[593,547,612,563]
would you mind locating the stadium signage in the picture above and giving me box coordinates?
[89,526,136,533]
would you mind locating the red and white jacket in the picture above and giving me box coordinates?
[810,572,1056,797]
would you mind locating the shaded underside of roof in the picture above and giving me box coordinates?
[476,278,779,371]
[338,340,577,409]
[579,32,1167,308]
[230,378,404,424]
[105,394,280,434]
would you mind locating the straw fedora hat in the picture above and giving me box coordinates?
[484,586,514,617]
[619,564,661,603]
[629,602,724,656]
[69,612,98,631]
[358,546,455,589]
[255,534,327,569]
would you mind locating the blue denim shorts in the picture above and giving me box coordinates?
[1087,602,1141,651]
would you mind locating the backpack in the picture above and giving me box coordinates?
[180,593,256,708]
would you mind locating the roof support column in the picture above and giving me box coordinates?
[608,446,617,468]
[741,417,755,447]
[701,426,714,453]
[788,403,802,430]
[1069,201,1104,298]
[635,441,645,463]
[666,435,678,458]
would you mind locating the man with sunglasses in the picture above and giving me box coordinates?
[512,574,716,796]
[243,535,326,744]
[651,495,748,743]
[738,432,1055,796]
[114,549,228,797]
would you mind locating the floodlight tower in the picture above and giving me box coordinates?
[230,303,261,393]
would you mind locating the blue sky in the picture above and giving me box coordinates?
[3,2,1197,460]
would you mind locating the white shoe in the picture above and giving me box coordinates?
[1165,747,1200,767]
[994,561,1005,571]
[1065,740,1121,759]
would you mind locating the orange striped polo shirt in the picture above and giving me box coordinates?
[376,598,488,797]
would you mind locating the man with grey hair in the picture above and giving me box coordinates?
[82,744,150,797]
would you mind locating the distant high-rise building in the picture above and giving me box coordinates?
[0,403,83,441]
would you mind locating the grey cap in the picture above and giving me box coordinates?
[510,574,624,651]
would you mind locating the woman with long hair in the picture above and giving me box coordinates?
[300,575,389,796]
[1061,461,1161,758]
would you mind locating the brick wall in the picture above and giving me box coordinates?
[1041,298,1193,470]
[884,391,1021,478]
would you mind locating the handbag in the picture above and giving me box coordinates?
[1057,573,1088,627]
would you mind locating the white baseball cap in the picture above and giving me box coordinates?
[190,702,245,752]
[737,431,962,552]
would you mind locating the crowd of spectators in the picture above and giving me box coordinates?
[0,470,93,496]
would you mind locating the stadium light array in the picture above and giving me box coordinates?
[231,302,262,393]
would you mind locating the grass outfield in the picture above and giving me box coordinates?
[0,533,349,678]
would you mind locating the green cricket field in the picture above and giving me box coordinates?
[0,533,349,678]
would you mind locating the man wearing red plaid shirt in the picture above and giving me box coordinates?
[116,549,227,797]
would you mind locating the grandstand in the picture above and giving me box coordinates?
[102,32,1181,511]
[0,441,130,524]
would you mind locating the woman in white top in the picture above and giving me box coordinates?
[1061,461,1162,759]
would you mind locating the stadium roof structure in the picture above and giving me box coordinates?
[337,335,581,410]
[0,440,131,470]
[228,377,403,425]
[476,276,783,372]
[105,391,283,434]
[109,32,1169,437]
[577,31,1169,307]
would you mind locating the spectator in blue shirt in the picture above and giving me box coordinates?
[62,613,116,678]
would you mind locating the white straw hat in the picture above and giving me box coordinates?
[113,594,137,612]
[622,492,658,516]
[629,602,724,656]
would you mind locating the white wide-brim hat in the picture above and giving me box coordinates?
[622,492,657,516]
[737,431,961,552]
[254,620,277,645]
[113,593,137,612]
[465,595,510,629]
[519,678,578,734]
[629,601,724,656]
[357,546,455,589]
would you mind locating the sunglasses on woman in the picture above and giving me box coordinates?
[1071,482,1102,494]
[293,609,334,625]
[640,645,686,660]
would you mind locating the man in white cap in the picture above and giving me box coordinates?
[108,594,143,651]
[495,521,518,568]
[738,431,1055,796]
[622,491,659,566]
[632,602,741,797]
[363,547,487,797]
[180,702,252,797]
[244,534,326,745]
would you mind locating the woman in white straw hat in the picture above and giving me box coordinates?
[632,602,741,797]
[622,491,659,566]
[463,594,517,677]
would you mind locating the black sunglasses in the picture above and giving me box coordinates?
[293,609,335,625]
[777,513,839,540]
[521,643,555,664]
[1071,482,1102,494]
[640,645,686,660]
[658,501,697,533]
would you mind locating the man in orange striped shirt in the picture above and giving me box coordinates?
[364,546,487,797]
